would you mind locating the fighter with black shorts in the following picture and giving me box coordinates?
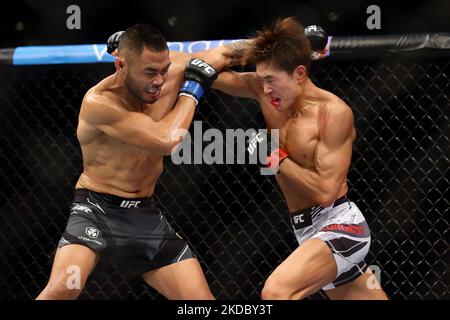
[59,189,194,277]
[37,24,238,300]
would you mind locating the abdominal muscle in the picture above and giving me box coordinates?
[75,142,164,198]
[276,174,349,213]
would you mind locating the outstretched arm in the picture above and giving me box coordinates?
[213,70,259,99]
[107,31,251,72]
[171,39,253,74]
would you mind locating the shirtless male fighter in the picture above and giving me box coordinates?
[215,17,389,300]
[37,23,238,300]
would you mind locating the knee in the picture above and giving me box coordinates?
[261,279,292,300]
[261,278,309,300]
[37,281,83,300]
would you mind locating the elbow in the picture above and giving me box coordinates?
[147,127,188,155]
[160,133,188,156]
[158,137,180,156]
[139,136,178,155]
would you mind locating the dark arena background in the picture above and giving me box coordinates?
[0,0,448,300]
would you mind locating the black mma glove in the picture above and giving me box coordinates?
[304,25,328,60]
[179,58,218,105]
[107,31,125,55]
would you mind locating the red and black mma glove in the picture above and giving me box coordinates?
[106,31,125,55]
[266,144,289,174]
[179,58,218,106]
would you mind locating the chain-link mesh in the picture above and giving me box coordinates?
[0,56,448,299]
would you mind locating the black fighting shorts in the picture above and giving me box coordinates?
[58,189,195,276]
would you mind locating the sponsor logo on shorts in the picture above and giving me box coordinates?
[85,226,99,239]
[291,212,313,229]
[78,236,102,246]
[321,224,365,235]
[71,204,92,215]
[120,200,141,208]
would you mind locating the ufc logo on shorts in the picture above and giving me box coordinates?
[293,214,305,224]
[191,59,215,74]
[247,132,264,155]
[291,212,312,229]
[120,200,141,208]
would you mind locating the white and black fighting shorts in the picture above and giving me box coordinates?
[290,196,371,290]
[58,189,195,276]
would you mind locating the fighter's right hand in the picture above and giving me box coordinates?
[107,31,125,56]
[179,58,218,105]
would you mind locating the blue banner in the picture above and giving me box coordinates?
[12,40,238,65]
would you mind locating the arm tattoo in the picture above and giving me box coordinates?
[223,39,253,66]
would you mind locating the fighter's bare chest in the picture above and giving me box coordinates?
[277,116,319,168]
[96,136,156,165]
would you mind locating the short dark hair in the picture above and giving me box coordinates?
[119,23,168,56]
[243,17,311,73]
